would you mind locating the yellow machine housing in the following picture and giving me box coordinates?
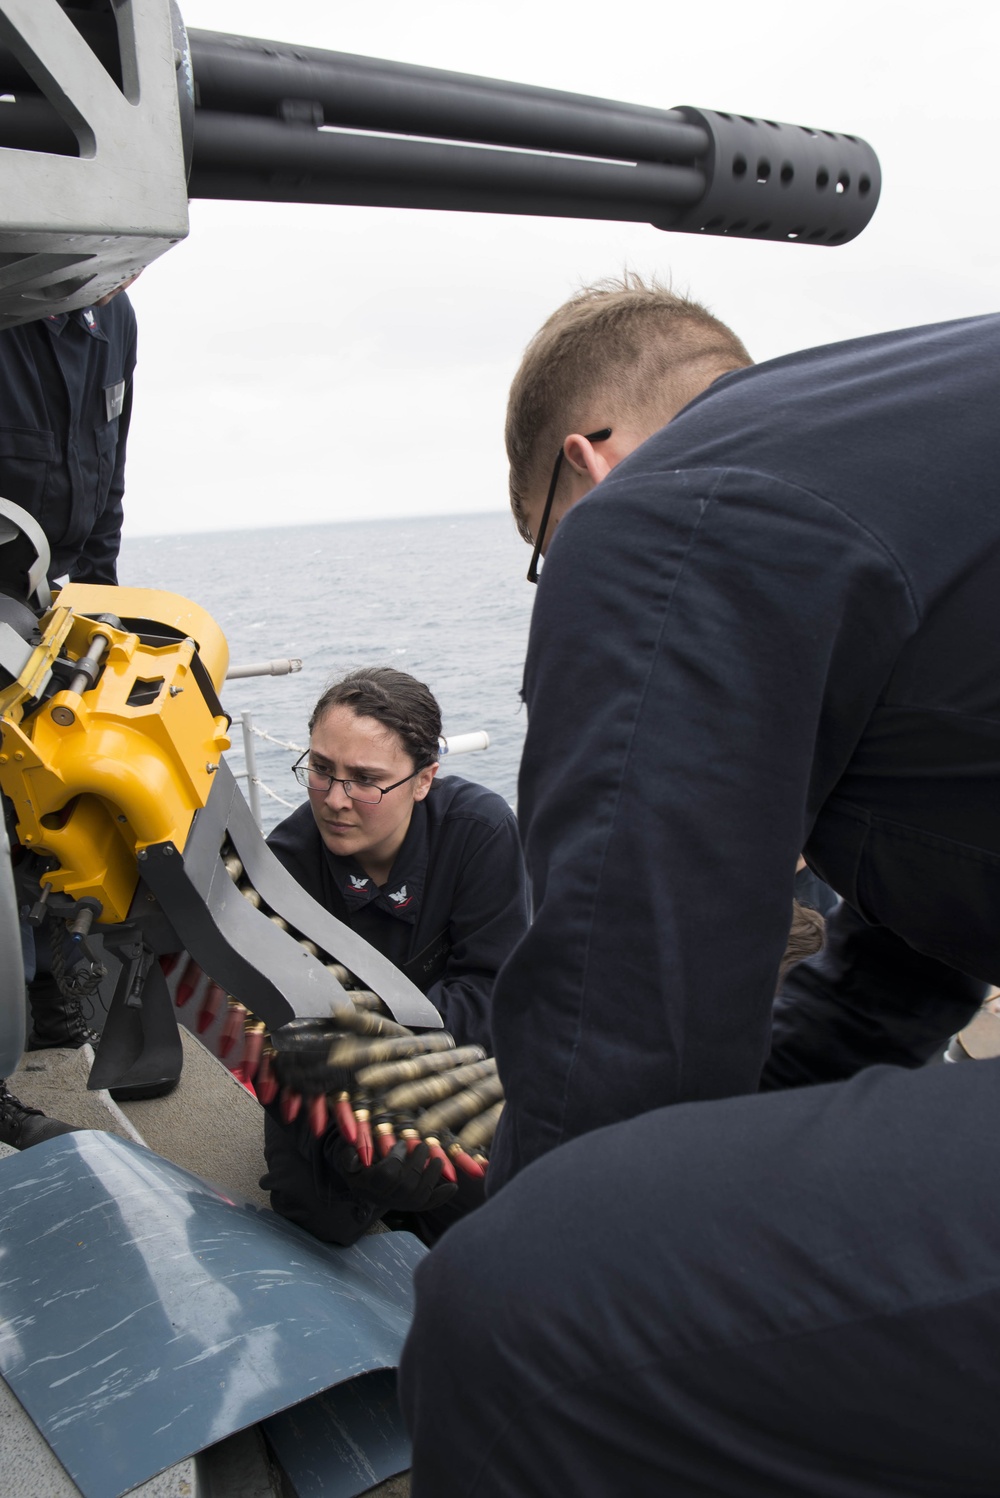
[0,585,231,924]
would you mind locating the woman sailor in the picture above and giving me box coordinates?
[260,665,528,1244]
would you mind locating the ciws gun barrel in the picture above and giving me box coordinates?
[183,31,879,247]
[0,2,879,326]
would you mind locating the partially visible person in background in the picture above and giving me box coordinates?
[261,665,528,1244]
[0,279,138,1149]
[0,280,137,586]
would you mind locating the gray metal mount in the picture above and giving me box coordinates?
[0,0,189,328]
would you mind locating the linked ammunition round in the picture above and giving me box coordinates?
[355,1043,486,1093]
[324,1032,456,1069]
[346,989,384,1012]
[456,1100,504,1153]
[380,1057,497,1114]
[417,1072,505,1138]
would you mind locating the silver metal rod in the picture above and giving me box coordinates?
[241,710,263,829]
[67,633,110,696]
[226,657,303,680]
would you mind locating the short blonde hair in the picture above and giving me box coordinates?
[506,273,752,541]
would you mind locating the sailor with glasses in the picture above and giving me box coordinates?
[402,283,1000,1496]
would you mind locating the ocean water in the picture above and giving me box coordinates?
[119,511,535,833]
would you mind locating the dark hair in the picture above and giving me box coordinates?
[309,666,442,770]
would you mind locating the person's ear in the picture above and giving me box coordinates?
[413,762,439,800]
[563,432,614,486]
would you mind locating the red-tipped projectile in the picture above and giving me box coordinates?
[175,957,202,1007]
[355,1109,373,1167]
[450,1147,486,1178]
[256,1052,278,1105]
[333,1093,357,1144]
[425,1136,457,1184]
[196,982,227,1034]
[308,1093,329,1137]
[218,1001,247,1059]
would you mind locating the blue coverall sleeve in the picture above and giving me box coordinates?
[763,901,985,1087]
[426,810,529,1052]
[487,461,918,1190]
[73,303,137,586]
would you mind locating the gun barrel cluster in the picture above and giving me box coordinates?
[0,11,879,245]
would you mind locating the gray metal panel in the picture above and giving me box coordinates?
[0,496,52,608]
[0,1131,425,1498]
[262,1369,410,1498]
[0,0,189,325]
[140,760,442,1030]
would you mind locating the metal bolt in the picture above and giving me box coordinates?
[206,762,217,774]
[169,686,183,697]
[51,706,75,726]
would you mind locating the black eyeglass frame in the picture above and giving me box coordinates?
[526,427,612,583]
[292,751,421,804]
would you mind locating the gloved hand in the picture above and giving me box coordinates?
[269,1018,353,1096]
[326,1133,458,1214]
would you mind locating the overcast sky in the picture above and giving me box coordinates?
[122,0,999,538]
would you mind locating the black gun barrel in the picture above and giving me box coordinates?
[189,112,706,223]
[187,29,711,167]
[0,16,881,246]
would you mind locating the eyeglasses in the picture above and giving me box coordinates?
[293,752,419,804]
[526,427,612,584]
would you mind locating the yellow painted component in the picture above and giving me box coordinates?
[13,605,76,706]
[0,587,232,924]
[28,794,140,925]
[54,583,230,693]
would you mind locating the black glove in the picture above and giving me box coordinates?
[268,1019,349,1096]
[326,1134,458,1214]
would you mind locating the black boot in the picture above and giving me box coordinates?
[27,973,101,1051]
[0,1078,78,1149]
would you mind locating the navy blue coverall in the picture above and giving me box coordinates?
[261,774,528,1243]
[400,315,1000,1494]
[0,296,137,583]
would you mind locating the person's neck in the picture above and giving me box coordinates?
[358,854,395,888]
[355,814,414,887]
